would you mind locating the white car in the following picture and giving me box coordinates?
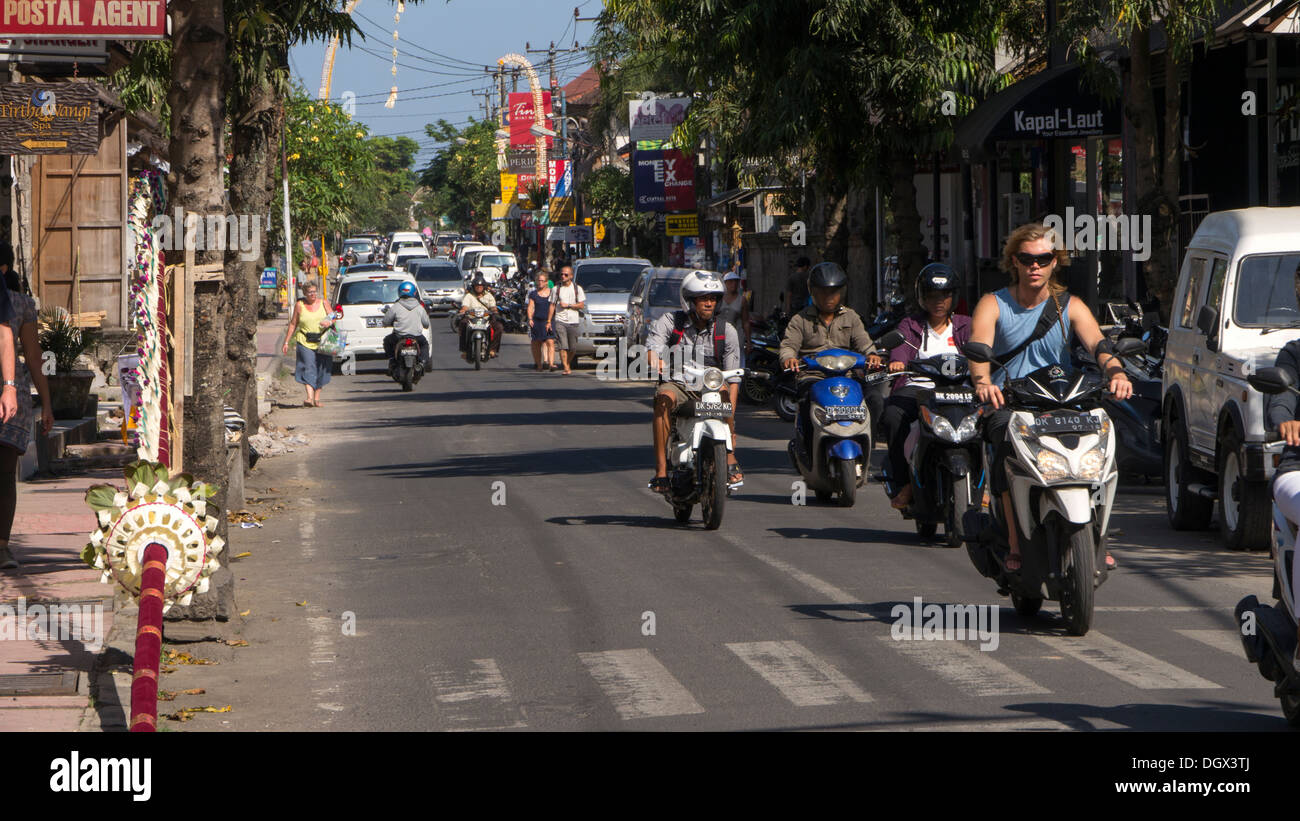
[457,245,497,281]
[1163,206,1300,550]
[471,250,518,284]
[330,269,433,366]
[387,238,427,267]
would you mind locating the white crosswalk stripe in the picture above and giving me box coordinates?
[1176,628,1248,657]
[427,658,527,730]
[727,641,872,706]
[1036,631,1221,690]
[578,649,705,720]
[880,636,1051,696]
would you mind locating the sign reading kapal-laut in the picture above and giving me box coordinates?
[0,82,99,154]
[1012,107,1106,137]
[0,1,165,39]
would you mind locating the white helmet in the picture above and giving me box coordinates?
[679,269,725,313]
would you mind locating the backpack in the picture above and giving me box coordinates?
[669,311,726,367]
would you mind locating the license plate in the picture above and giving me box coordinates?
[823,405,866,421]
[1033,414,1101,435]
[365,316,383,328]
[693,401,733,419]
[933,390,974,404]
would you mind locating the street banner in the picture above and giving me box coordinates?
[508,91,552,149]
[548,158,570,199]
[628,96,691,142]
[0,82,97,154]
[545,226,565,241]
[259,268,277,289]
[499,172,518,204]
[548,195,576,225]
[490,202,511,220]
[505,148,536,174]
[0,1,167,39]
[520,212,534,230]
[665,213,699,236]
[633,149,695,212]
[0,37,107,63]
[565,226,592,244]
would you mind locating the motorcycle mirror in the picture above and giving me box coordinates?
[1113,337,1147,358]
[876,330,905,350]
[1248,367,1296,395]
[962,342,994,363]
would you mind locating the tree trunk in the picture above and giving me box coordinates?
[888,151,926,306]
[166,0,234,620]
[1126,25,1181,321]
[226,78,279,438]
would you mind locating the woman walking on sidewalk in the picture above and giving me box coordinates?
[0,269,34,570]
[527,270,556,371]
[280,281,335,407]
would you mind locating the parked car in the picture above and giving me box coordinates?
[330,270,434,368]
[1163,206,1300,550]
[412,260,464,314]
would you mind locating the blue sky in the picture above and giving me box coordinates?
[288,0,599,171]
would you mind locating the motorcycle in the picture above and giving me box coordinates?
[961,337,1146,636]
[657,361,747,529]
[1236,366,1300,726]
[388,334,425,392]
[867,295,907,341]
[462,308,492,369]
[786,331,902,507]
[1074,338,1163,478]
[741,312,786,406]
[882,352,985,545]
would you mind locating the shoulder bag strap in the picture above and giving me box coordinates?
[997,292,1062,368]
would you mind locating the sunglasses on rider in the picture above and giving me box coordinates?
[1015,251,1056,268]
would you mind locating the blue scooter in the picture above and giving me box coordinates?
[787,331,901,506]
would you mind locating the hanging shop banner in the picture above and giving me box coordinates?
[0,1,167,39]
[0,82,97,154]
[633,149,695,212]
[565,226,592,244]
[548,159,570,199]
[0,37,107,62]
[490,202,511,220]
[665,213,699,236]
[508,91,552,149]
[628,96,691,142]
[499,172,518,204]
[548,195,576,226]
[505,148,536,174]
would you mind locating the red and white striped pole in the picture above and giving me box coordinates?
[129,542,168,732]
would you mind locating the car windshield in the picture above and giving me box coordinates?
[343,241,372,253]
[415,265,460,282]
[576,264,646,292]
[1233,253,1300,326]
[478,254,514,269]
[649,277,684,307]
[339,279,405,305]
[342,263,385,274]
[394,241,423,250]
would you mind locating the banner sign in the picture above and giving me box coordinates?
[0,37,106,62]
[545,226,566,241]
[499,172,517,204]
[0,82,97,154]
[628,96,690,142]
[0,1,167,39]
[548,158,570,199]
[565,226,592,244]
[490,202,511,220]
[665,213,699,236]
[259,268,277,289]
[633,149,695,212]
[505,148,536,174]
[520,212,534,230]
[508,91,552,149]
[548,195,576,225]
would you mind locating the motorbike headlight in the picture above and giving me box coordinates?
[701,368,725,391]
[1036,449,1069,481]
[1078,448,1106,480]
[829,384,851,399]
[953,412,981,442]
[921,407,958,442]
[816,354,857,371]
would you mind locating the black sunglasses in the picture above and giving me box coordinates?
[1015,251,1056,268]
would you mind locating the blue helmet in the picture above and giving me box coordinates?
[398,281,417,298]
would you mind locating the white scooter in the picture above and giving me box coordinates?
[657,362,746,529]
[1236,366,1300,726]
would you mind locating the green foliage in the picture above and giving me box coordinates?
[275,86,375,235]
[37,308,99,373]
[350,136,422,233]
[418,119,499,229]
[579,165,655,244]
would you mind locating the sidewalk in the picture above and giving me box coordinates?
[257,313,287,418]
[0,469,119,731]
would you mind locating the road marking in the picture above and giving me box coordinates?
[427,658,527,730]
[1176,628,1246,657]
[866,718,1071,732]
[879,636,1050,696]
[1094,606,1231,612]
[1036,632,1220,689]
[297,461,315,560]
[578,649,705,720]
[739,549,859,606]
[307,612,341,721]
[727,641,872,706]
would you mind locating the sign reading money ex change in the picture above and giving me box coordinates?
[0,1,166,38]
[0,83,98,154]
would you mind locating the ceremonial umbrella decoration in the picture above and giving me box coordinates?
[126,169,168,462]
[84,462,224,731]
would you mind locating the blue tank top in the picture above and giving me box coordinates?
[991,287,1071,385]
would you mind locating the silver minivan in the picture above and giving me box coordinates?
[568,257,652,359]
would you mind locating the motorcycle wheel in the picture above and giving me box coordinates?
[743,376,773,405]
[401,364,414,392]
[473,337,483,371]
[836,458,856,508]
[814,488,832,502]
[700,440,727,530]
[1059,521,1097,636]
[1283,692,1300,728]
[1011,593,1043,619]
[774,392,798,422]
[672,503,693,523]
[915,520,938,540]
[945,474,970,548]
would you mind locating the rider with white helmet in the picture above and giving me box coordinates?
[646,270,744,493]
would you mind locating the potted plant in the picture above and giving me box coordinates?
[38,307,99,419]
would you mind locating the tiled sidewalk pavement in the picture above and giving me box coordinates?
[0,469,119,731]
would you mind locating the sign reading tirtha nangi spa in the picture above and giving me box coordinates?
[0,82,98,154]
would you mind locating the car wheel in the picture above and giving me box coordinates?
[1218,429,1272,551]
[1165,414,1213,530]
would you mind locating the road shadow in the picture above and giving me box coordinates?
[1001,699,1284,731]
[353,444,646,480]
[767,525,911,544]
[545,513,687,530]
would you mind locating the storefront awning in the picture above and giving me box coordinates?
[704,186,786,211]
[954,64,1122,160]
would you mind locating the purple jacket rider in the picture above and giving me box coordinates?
[889,312,972,394]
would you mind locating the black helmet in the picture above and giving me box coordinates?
[807,262,848,290]
[471,274,487,289]
[915,262,960,306]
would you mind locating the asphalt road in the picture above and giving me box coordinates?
[172,323,1287,731]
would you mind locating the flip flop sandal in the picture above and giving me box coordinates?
[727,464,744,489]
[648,476,670,493]
[1105,552,1117,570]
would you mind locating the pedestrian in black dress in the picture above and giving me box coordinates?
[526,270,556,371]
